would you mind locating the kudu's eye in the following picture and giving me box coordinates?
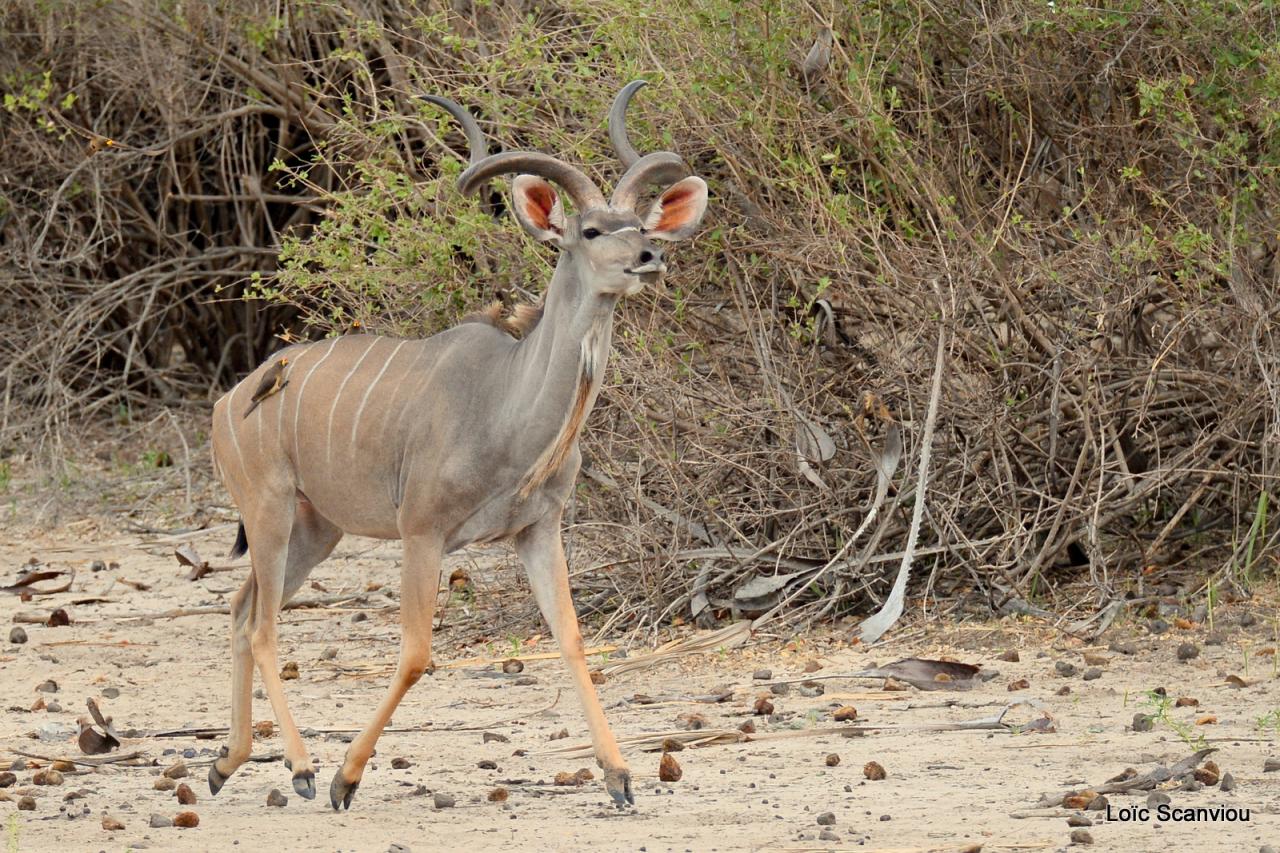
[582,227,601,240]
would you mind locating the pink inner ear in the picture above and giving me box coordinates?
[654,184,700,232]
[523,182,557,231]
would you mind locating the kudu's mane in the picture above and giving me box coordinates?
[461,300,544,338]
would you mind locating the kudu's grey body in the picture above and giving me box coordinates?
[207,81,707,811]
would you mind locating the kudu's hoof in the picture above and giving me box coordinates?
[328,772,359,811]
[208,763,229,796]
[293,769,316,800]
[604,767,634,809]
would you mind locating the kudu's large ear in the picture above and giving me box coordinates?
[511,175,566,244]
[643,176,708,241]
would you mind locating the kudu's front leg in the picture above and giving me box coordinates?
[329,534,442,810]
[515,515,633,808]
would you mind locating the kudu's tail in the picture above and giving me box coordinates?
[229,520,249,561]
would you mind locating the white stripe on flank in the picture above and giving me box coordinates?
[224,387,248,484]
[292,338,341,488]
[350,340,407,448]
[326,337,381,467]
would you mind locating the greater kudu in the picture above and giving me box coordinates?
[207,81,707,811]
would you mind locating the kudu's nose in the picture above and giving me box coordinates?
[637,248,662,266]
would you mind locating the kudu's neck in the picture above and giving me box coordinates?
[503,254,619,490]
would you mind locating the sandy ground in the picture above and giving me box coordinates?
[1,527,1278,853]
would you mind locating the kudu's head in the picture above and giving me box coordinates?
[424,81,707,298]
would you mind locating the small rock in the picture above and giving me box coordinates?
[1132,713,1154,733]
[1193,761,1220,786]
[175,783,196,805]
[1070,829,1093,845]
[1147,791,1171,807]
[513,675,538,686]
[10,759,26,771]
[770,683,790,696]
[1264,757,1280,772]
[388,845,411,853]
[1082,652,1108,666]
[661,738,685,753]
[9,627,27,645]
[33,768,64,785]
[45,700,62,713]
[1261,847,1277,853]
[797,681,824,698]
[738,720,756,734]
[163,761,188,779]
[482,732,509,744]
[548,728,569,741]
[1054,661,1078,677]
[477,760,497,770]
[1148,618,1169,635]
[1085,795,1108,811]
[1176,642,1199,661]
[1220,771,1236,791]
[1175,696,1199,707]
[818,830,839,842]
[148,814,172,828]
[154,777,176,791]
[90,560,106,572]
[825,753,840,767]
[815,811,836,826]
[17,796,35,811]
[803,660,822,673]
[752,669,772,680]
[1063,790,1098,809]
[1082,668,1102,681]
[351,612,368,623]
[863,761,886,780]
[173,810,199,828]
[676,712,707,731]
[501,659,524,674]
[832,706,857,722]
[255,720,274,738]
[391,757,412,769]
[433,793,455,809]
[1204,631,1226,646]
[487,787,508,802]
[0,772,13,788]
[36,679,58,693]
[320,647,337,660]
[280,661,300,680]
[753,697,774,716]
[265,788,288,807]
[997,650,1019,662]
[101,815,125,831]
[659,753,682,782]
[1067,815,1092,827]
[51,760,74,773]
[589,670,606,685]
[1007,678,1030,691]
[1109,640,1138,655]
[1238,612,1258,628]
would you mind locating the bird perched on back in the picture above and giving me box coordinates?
[243,357,290,418]
[800,27,833,84]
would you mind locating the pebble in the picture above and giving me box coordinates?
[1148,618,1169,635]
[0,772,15,788]
[513,675,537,686]
[803,660,822,673]
[388,845,411,853]
[37,679,58,693]
[154,777,176,791]
[176,783,196,805]
[46,701,62,713]
[825,753,840,767]
[1054,661,1078,677]
[1070,829,1093,844]
[1132,713,1154,733]
[101,815,125,831]
[797,681,824,698]
[659,753,682,782]
[173,811,199,828]
[17,796,35,811]
[33,768,64,785]
[818,830,839,841]
[487,787,508,802]
[163,761,188,779]
[148,814,172,828]
[815,812,836,826]
[433,792,455,809]
[1176,642,1200,661]
[770,683,790,696]
[1220,771,1236,791]
[996,650,1019,662]
[1146,791,1171,807]
[1263,757,1280,772]
[9,627,27,644]
[391,757,412,769]
[1082,652,1108,666]
[267,788,288,807]
[477,759,497,770]
[1067,815,1092,827]
[10,759,26,771]
[101,687,120,699]
[482,732,509,744]
[832,706,857,722]
[1082,668,1102,681]
[501,659,524,674]
[752,669,772,680]
[753,697,774,716]
[863,761,886,780]
[351,612,368,623]
[320,647,338,660]
[1108,640,1138,655]
[280,661,300,680]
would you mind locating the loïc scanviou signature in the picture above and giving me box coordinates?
[1107,802,1251,823]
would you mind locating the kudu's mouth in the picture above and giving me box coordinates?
[623,261,666,288]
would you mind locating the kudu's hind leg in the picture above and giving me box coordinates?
[209,500,341,800]
[329,534,441,810]
[515,515,633,808]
